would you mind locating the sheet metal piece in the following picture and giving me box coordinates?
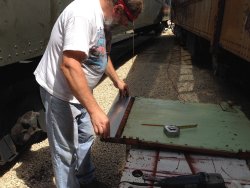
[107,96,134,138]
[106,97,250,158]
[119,148,250,188]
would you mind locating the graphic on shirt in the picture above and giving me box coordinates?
[85,28,107,71]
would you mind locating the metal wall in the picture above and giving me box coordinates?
[172,0,218,41]
[0,0,163,67]
[220,0,250,62]
[0,0,72,67]
[172,0,250,63]
[0,0,50,67]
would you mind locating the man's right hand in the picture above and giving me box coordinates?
[90,109,110,138]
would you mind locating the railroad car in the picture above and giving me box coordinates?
[0,0,164,166]
[172,0,250,74]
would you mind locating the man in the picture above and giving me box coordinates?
[161,3,170,32]
[34,0,143,187]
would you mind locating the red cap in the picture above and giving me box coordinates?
[117,0,140,22]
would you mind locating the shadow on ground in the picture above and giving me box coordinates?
[15,146,55,188]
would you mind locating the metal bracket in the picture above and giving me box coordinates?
[0,135,18,165]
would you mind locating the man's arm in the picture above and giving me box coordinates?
[105,56,129,97]
[61,50,109,137]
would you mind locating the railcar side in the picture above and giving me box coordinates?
[172,0,250,73]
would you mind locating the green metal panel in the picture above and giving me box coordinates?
[121,97,250,155]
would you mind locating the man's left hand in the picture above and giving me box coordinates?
[114,79,129,98]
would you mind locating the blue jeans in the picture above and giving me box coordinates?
[40,87,96,188]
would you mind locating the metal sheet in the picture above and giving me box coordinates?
[119,148,250,188]
[106,97,250,158]
[188,155,250,184]
[107,96,133,138]
[119,149,193,188]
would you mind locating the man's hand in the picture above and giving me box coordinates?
[105,56,129,98]
[114,79,129,98]
[90,108,110,138]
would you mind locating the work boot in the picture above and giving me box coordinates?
[80,179,110,188]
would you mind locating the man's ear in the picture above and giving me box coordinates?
[113,4,124,14]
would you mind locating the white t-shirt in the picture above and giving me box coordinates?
[34,0,108,104]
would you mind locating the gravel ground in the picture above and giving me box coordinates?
[1,30,250,187]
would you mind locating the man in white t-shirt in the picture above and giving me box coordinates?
[34,0,143,187]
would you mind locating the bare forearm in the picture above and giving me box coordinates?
[105,56,129,97]
[61,52,100,114]
[105,56,120,84]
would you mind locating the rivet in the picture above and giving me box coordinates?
[0,57,3,61]
[14,45,18,49]
[40,41,43,44]
[22,51,26,55]
[35,48,38,52]
[28,42,31,46]
[15,53,19,56]
[8,54,11,58]
[29,50,32,53]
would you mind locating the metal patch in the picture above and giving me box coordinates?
[104,97,250,158]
